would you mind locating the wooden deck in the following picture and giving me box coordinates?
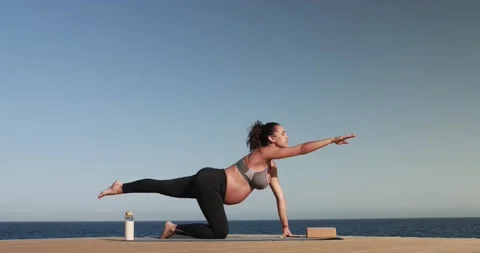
[1,236,480,253]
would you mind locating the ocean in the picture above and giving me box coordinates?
[1,218,480,240]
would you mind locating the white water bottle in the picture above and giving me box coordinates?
[124,211,134,241]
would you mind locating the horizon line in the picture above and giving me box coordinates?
[2,216,480,223]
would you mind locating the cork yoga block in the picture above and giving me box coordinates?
[306,227,337,238]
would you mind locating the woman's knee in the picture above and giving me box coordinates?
[213,228,228,239]
[210,220,229,239]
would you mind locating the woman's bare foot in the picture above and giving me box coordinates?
[98,180,123,199]
[160,221,177,239]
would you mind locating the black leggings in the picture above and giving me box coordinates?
[122,167,229,239]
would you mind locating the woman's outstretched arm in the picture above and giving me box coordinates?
[261,133,356,160]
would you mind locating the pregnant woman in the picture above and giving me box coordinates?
[98,120,356,239]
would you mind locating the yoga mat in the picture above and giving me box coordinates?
[129,234,343,242]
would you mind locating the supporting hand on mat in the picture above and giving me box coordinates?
[280,226,293,238]
[331,133,356,145]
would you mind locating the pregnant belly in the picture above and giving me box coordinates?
[223,166,254,205]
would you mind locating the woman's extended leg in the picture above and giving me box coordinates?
[97,175,196,199]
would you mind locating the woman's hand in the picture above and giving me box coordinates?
[281,226,293,238]
[331,133,356,145]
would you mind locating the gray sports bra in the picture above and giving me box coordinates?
[235,158,269,190]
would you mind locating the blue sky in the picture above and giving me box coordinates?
[1,0,479,221]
